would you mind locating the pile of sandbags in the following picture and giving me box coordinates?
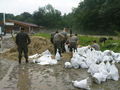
[29,49,61,65]
[65,46,120,69]
[64,46,120,89]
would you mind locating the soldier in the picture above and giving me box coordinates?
[60,28,68,52]
[50,31,57,44]
[68,34,78,52]
[99,37,107,44]
[0,35,2,50]
[15,28,31,64]
[53,31,64,56]
[91,40,100,51]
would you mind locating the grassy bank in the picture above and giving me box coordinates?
[34,33,51,39]
[34,33,120,52]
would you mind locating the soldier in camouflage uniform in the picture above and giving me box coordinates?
[15,28,31,64]
[60,28,68,53]
[68,34,78,52]
[91,40,100,51]
[50,31,57,44]
[53,31,64,56]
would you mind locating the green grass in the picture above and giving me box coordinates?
[101,39,120,52]
[34,33,50,39]
[79,35,120,52]
[78,35,99,46]
[34,33,120,52]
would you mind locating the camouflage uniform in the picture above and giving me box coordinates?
[60,31,67,52]
[16,32,31,64]
[53,33,64,56]
[91,43,100,51]
[50,32,56,44]
[68,35,78,52]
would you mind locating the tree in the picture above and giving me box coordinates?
[15,12,33,23]
[33,4,62,28]
[0,13,14,21]
[72,0,120,34]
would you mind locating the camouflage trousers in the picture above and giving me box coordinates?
[17,45,28,63]
[54,41,62,56]
[69,42,77,52]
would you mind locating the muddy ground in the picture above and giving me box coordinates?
[0,37,120,90]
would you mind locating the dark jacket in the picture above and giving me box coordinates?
[16,32,31,47]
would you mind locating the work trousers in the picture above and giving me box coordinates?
[54,41,62,56]
[61,40,66,53]
[69,42,77,52]
[18,45,28,63]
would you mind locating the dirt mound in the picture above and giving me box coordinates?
[1,36,54,60]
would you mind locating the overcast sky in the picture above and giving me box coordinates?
[0,0,82,15]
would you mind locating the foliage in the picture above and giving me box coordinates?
[73,0,120,35]
[15,12,33,23]
[0,13,15,21]
[101,39,120,52]
[32,4,62,28]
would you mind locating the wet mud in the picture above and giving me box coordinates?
[0,58,120,90]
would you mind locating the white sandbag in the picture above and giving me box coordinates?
[98,62,109,77]
[109,62,119,81]
[93,72,108,84]
[114,53,120,62]
[72,77,90,90]
[64,62,72,68]
[77,46,89,56]
[35,54,57,65]
[65,44,69,52]
[36,55,51,63]
[55,49,61,61]
[32,59,37,63]
[41,50,51,55]
[88,63,99,75]
[115,57,120,63]
[49,59,57,65]
[105,61,111,72]
[80,61,88,68]
[103,50,112,56]
[29,53,39,59]
[103,56,113,62]
[37,61,50,65]
[71,57,80,69]
[98,61,107,71]
[85,58,94,67]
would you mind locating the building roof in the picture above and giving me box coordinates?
[7,20,39,27]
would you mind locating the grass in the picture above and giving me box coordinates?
[78,35,99,46]
[34,33,120,52]
[101,39,120,52]
[34,33,50,39]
